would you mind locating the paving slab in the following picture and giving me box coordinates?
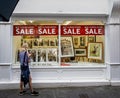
[0,86,120,98]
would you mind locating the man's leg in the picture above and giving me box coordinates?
[28,75,39,96]
[28,75,33,92]
[19,81,25,95]
[20,81,24,92]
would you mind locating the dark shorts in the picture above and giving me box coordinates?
[20,66,30,82]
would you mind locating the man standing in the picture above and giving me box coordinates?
[19,44,39,96]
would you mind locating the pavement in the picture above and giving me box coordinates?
[0,86,120,98]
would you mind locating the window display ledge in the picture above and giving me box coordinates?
[106,62,120,65]
[0,63,12,66]
[12,63,106,69]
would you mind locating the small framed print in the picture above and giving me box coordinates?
[43,39,49,46]
[73,36,80,48]
[47,48,57,62]
[75,48,87,57]
[49,39,56,46]
[22,39,33,48]
[38,38,44,46]
[88,42,103,60]
[79,36,87,47]
[38,49,46,62]
[33,39,39,47]
[88,35,96,43]
[61,36,74,57]
[28,49,36,62]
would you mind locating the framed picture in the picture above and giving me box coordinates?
[61,36,74,57]
[22,39,33,48]
[73,36,80,48]
[79,36,87,47]
[47,48,57,62]
[38,49,46,62]
[33,39,39,47]
[43,39,49,46]
[49,39,56,46]
[38,38,44,46]
[88,35,96,43]
[75,48,87,56]
[28,49,36,62]
[96,35,104,42]
[88,42,103,60]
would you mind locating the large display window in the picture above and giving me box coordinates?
[60,21,105,65]
[13,20,59,66]
[13,20,105,66]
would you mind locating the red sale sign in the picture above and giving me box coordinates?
[36,25,58,35]
[13,25,36,36]
[61,25,104,35]
[13,25,58,36]
[13,25,104,36]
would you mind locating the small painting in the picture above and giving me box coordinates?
[75,48,87,56]
[88,42,103,60]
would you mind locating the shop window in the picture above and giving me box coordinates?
[13,20,59,66]
[60,21,105,65]
[13,20,105,66]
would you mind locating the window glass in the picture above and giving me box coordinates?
[60,21,105,65]
[13,20,59,66]
[13,20,105,66]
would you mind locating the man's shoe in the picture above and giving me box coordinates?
[19,90,26,96]
[31,91,39,96]
[19,91,25,96]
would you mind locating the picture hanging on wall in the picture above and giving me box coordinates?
[61,36,74,57]
[22,39,33,48]
[75,48,87,57]
[88,35,96,43]
[27,49,36,62]
[79,36,87,48]
[38,49,46,62]
[88,42,103,60]
[73,36,80,48]
[47,48,57,62]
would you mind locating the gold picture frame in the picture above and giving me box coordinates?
[79,36,87,47]
[73,36,80,48]
[88,35,96,43]
[88,42,103,60]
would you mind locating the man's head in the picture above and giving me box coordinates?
[22,43,28,49]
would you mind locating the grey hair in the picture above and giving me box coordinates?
[22,43,28,48]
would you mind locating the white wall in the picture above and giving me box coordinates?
[109,25,120,63]
[109,0,114,14]
[0,24,12,82]
[108,0,120,85]
[108,0,120,64]
[0,24,12,63]
[13,0,108,15]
